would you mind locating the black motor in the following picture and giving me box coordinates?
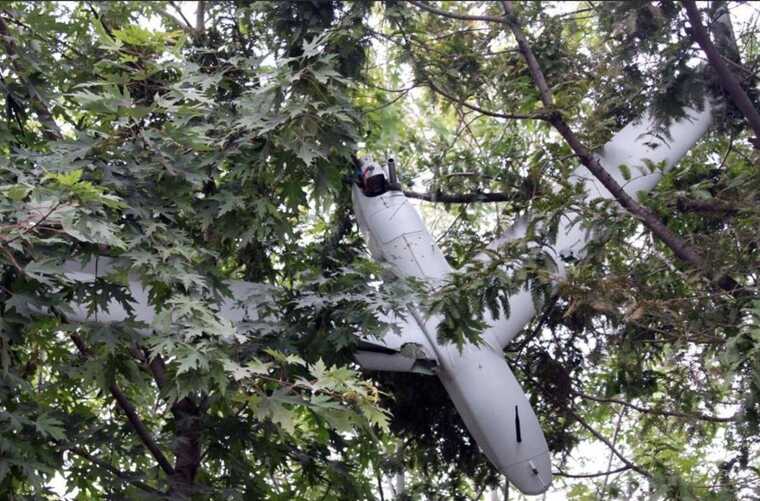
[354,156,401,196]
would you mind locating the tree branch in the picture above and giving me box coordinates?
[142,349,203,494]
[500,1,730,286]
[168,397,202,495]
[320,190,354,269]
[0,13,62,140]
[0,11,86,59]
[568,408,652,478]
[426,77,547,120]
[403,190,511,203]
[684,0,760,142]
[196,0,206,34]
[518,362,652,480]
[86,3,114,39]
[576,391,735,423]
[600,408,626,497]
[169,1,195,34]
[155,8,196,37]
[408,1,506,24]
[501,3,553,109]
[69,334,175,477]
[675,197,738,215]
[69,447,161,494]
[1,201,61,245]
[554,465,632,479]
[144,348,170,391]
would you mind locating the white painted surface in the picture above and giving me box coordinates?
[352,179,552,494]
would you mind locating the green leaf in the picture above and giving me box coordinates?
[618,163,631,181]
[34,415,66,441]
[176,348,207,374]
[0,184,33,201]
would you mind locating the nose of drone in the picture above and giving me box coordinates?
[356,156,390,196]
[502,450,553,495]
[436,343,552,495]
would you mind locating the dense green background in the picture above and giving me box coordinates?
[0,1,759,499]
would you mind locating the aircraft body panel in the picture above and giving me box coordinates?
[436,343,552,494]
[479,104,715,349]
[351,177,552,494]
[352,187,451,282]
[60,259,259,325]
[45,88,719,497]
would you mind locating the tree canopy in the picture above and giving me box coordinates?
[1,1,759,499]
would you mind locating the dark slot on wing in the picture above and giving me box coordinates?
[515,405,522,443]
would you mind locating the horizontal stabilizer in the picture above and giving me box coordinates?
[354,350,437,375]
[354,309,438,374]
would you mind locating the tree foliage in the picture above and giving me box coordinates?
[1,1,759,499]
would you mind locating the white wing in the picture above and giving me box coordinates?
[479,104,715,350]
[60,258,262,325]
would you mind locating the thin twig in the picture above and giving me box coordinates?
[408,1,506,24]
[0,11,86,58]
[364,88,412,112]
[2,202,61,245]
[156,10,195,37]
[599,408,626,500]
[568,408,652,478]
[576,391,735,423]
[554,465,632,479]
[426,78,547,121]
[69,447,161,494]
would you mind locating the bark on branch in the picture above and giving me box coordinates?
[684,0,760,143]
[403,190,512,203]
[499,1,737,290]
[196,1,206,34]
[69,334,176,477]
[143,350,202,496]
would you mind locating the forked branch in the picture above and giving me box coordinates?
[684,0,760,143]
[69,334,175,477]
[499,1,737,290]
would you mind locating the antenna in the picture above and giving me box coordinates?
[387,156,401,191]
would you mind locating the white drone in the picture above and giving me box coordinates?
[59,98,713,494]
[348,100,713,494]
[56,5,737,487]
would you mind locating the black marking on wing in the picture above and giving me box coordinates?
[515,405,522,443]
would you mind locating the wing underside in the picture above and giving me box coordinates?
[354,309,438,375]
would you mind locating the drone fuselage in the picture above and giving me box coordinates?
[351,185,553,494]
[54,95,718,497]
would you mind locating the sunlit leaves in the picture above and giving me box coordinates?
[2,0,759,498]
[0,1,379,497]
